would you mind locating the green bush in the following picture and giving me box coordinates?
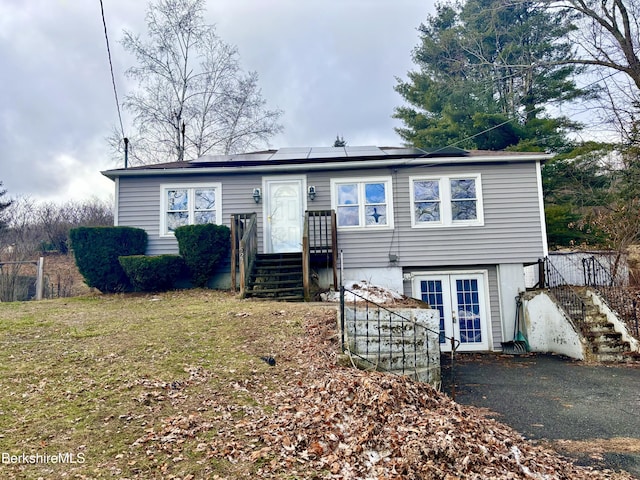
[118,255,185,292]
[69,227,147,293]
[174,224,230,287]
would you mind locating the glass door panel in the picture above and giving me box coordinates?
[415,273,489,352]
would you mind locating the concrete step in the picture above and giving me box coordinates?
[584,331,622,342]
[348,335,428,353]
[584,315,612,326]
[584,321,617,333]
[345,320,426,338]
[594,352,629,362]
[351,350,438,371]
[591,340,630,354]
[571,288,637,362]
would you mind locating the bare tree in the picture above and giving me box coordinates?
[0,197,114,300]
[1,196,39,255]
[35,198,114,254]
[539,0,640,139]
[0,197,39,302]
[112,0,283,165]
[551,0,640,87]
[0,182,12,233]
[0,197,113,256]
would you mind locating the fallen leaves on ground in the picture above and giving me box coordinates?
[133,307,634,479]
[225,370,631,479]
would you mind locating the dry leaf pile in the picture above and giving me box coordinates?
[229,370,631,479]
[133,308,634,479]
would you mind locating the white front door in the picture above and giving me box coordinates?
[413,272,490,352]
[264,177,305,253]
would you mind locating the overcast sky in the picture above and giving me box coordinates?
[0,0,433,203]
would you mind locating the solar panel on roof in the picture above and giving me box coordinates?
[191,154,231,162]
[344,145,380,151]
[269,147,312,161]
[307,146,347,158]
[380,148,425,156]
[310,151,348,158]
[344,146,384,157]
[311,146,345,152]
[191,152,275,162]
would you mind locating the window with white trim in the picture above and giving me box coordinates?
[331,177,394,229]
[410,174,483,227]
[160,183,222,236]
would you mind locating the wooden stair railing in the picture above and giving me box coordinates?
[230,213,258,297]
[303,210,338,301]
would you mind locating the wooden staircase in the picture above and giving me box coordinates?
[245,253,304,301]
[231,210,337,301]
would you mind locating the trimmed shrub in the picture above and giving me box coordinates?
[174,224,230,287]
[69,227,147,293]
[118,255,185,292]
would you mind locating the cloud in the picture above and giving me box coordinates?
[0,0,431,202]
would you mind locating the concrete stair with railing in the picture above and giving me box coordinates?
[343,306,440,386]
[577,289,637,362]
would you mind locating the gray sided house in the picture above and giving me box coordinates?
[102,146,550,353]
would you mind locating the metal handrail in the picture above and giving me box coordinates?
[583,256,639,337]
[340,286,459,395]
[544,257,586,327]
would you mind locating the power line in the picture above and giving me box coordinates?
[99,0,125,140]
[416,69,623,158]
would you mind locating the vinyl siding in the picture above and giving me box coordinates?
[117,173,266,255]
[307,169,397,266]
[311,161,545,269]
[114,160,545,269]
[393,163,544,269]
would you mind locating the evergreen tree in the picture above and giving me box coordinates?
[333,135,347,147]
[542,142,613,248]
[394,0,587,151]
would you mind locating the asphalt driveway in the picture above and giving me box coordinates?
[441,353,640,478]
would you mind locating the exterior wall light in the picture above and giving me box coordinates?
[308,185,316,201]
[252,188,262,203]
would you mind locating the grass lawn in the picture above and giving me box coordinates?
[0,290,634,480]
[0,290,331,479]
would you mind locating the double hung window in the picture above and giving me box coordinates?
[411,175,483,227]
[331,177,393,229]
[160,183,222,236]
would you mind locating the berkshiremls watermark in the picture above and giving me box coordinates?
[1,452,86,465]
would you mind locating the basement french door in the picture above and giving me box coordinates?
[413,273,489,352]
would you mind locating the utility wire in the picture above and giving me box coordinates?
[415,69,622,158]
[99,0,125,140]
